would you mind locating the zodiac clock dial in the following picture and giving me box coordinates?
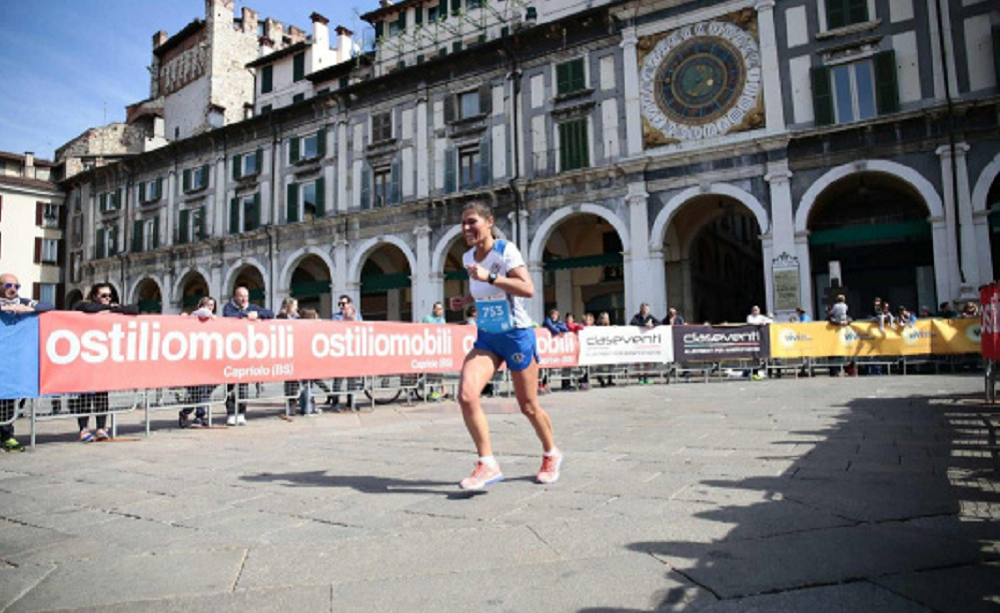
[640,20,761,142]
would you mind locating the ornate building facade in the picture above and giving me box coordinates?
[62,0,1000,324]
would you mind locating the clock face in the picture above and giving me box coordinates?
[640,20,761,142]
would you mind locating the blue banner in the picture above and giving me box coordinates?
[0,313,40,399]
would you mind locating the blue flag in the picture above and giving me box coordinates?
[0,314,40,399]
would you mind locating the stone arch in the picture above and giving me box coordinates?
[171,266,213,304]
[528,204,630,264]
[222,257,268,296]
[65,287,84,309]
[651,184,770,252]
[279,246,335,293]
[972,151,1000,214]
[347,235,417,285]
[128,275,165,306]
[796,160,944,233]
[431,225,510,274]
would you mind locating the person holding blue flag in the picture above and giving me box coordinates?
[448,201,561,490]
[0,272,53,452]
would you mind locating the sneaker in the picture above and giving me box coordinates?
[579,382,591,391]
[459,462,504,490]
[537,451,563,484]
[94,429,110,441]
[226,415,237,426]
[189,418,204,428]
[236,414,247,426]
[1,438,23,452]
[78,429,94,443]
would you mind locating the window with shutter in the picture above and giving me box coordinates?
[444,148,457,193]
[287,182,300,223]
[556,58,586,96]
[36,201,44,226]
[178,209,190,245]
[248,194,261,230]
[361,165,372,209]
[826,0,868,30]
[34,237,42,263]
[874,50,899,115]
[293,52,305,81]
[479,137,492,187]
[559,118,589,172]
[810,65,834,126]
[195,207,206,239]
[315,177,326,217]
[132,220,143,252]
[262,65,273,93]
[233,153,243,179]
[316,128,327,158]
[153,215,160,249]
[138,182,147,203]
[290,136,301,163]
[230,197,240,234]
[390,158,401,204]
[96,228,106,259]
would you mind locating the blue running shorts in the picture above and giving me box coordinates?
[473,327,539,371]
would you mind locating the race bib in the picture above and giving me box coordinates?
[477,300,512,334]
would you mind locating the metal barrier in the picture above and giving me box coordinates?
[144,385,228,432]
[29,390,144,448]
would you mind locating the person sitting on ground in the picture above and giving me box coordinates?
[827,296,849,326]
[180,296,218,428]
[72,282,139,442]
[747,305,773,326]
[0,272,53,451]
[664,307,685,325]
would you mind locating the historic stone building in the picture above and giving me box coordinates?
[62,0,1000,324]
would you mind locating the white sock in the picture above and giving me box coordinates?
[543,447,560,457]
[479,456,498,467]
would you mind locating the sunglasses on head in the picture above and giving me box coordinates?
[98,293,112,299]
[4,283,20,290]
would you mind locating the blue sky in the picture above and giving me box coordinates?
[0,1,370,160]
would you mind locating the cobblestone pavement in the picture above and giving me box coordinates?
[1,374,998,612]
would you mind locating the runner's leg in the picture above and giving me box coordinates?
[510,360,556,453]
[458,349,502,457]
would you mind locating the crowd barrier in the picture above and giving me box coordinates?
[0,312,985,448]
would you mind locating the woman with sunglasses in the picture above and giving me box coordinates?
[448,201,562,490]
[70,282,138,442]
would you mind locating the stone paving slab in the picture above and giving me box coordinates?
[0,374,997,612]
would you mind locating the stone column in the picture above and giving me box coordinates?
[973,209,994,285]
[765,161,796,319]
[337,120,349,212]
[416,93,429,199]
[794,232,813,318]
[755,0,785,133]
[624,183,666,317]
[528,262,545,325]
[332,237,350,302]
[412,224,434,322]
[620,26,644,157]
[936,144,972,299]
[929,216,953,304]
[760,233,775,315]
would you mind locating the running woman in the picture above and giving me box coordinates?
[450,201,562,490]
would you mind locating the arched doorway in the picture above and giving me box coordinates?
[442,237,471,323]
[178,271,210,314]
[66,289,84,310]
[807,172,935,317]
[540,214,625,324]
[289,255,332,318]
[134,278,163,314]
[664,196,764,324]
[232,266,266,307]
[360,244,412,321]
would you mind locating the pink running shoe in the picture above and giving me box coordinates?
[536,451,563,484]
[459,462,503,490]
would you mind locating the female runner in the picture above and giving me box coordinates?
[450,201,562,490]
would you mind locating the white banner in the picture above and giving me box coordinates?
[577,325,674,365]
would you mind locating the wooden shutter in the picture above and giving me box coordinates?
[479,84,492,115]
[479,137,492,187]
[827,0,845,29]
[390,158,401,204]
[200,164,210,189]
[230,197,240,234]
[153,215,160,249]
[33,283,40,301]
[56,283,65,309]
[34,237,42,263]
[443,94,455,123]
[262,65,273,93]
[556,62,570,95]
[255,149,263,175]
[315,177,326,217]
[132,220,143,252]
[287,182,300,223]
[233,153,242,180]
[290,137,301,164]
[138,182,146,203]
[293,52,305,81]
[316,127,327,158]
[444,147,456,193]
[36,201,44,226]
[374,21,384,40]
[183,168,191,192]
[116,188,123,209]
[361,166,372,209]
[156,177,164,200]
[398,11,406,30]
[108,226,118,256]
[811,65,834,126]
[250,193,261,229]
[96,228,106,259]
[178,209,190,245]
[847,0,868,25]
[874,50,899,115]
[415,5,423,25]
[197,206,206,239]
[451,0,461,14]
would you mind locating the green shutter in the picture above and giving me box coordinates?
[156,177,163,200]
[827,0,846,29]
[480,137,491,186]
[230,197,240,234]
[250,193,261,229]
[99,193,107,212]
[196,207,206,239]
[255,149,263,175]
[138,183,146,203]
[96,228,106,259]
[847,0,868,25]
[811,65,834,126]
[262,65,273,93]
[290,137,300,163]
[108,226,118,256]
[415,6,423,25]
[293,52,305,81]
[375,21,384,40]
[179,209,190,245]
[316,128,327,158]
[390,158,401,204]
[183,169,191,192]
[571,59,585,92]
[315,177,325,217]
[233,153,242,180]
[201,164,210,189]
[361,166,372,209]
[451,0,461,14]
[132,220,143,252]
[556,62,569,95]
[444,147,456,193]
[287,182,299,223]
[153,215,160,249]
[398,12,406,31]
[874,51,899,115]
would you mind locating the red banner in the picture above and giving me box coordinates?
[38,313,579,395]
[982,284,1000,361]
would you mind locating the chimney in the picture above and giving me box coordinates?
[153,30,169,48]
[24,152,35,178]
[312,13,330,48]
[335,26,355,63]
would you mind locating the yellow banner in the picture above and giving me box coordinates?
[769,319,979,358]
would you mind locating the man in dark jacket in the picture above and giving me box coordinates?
[630,303,659,328]
[222,286,274,425]
[1,273,54,451]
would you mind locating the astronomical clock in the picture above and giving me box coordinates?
[638,10,764,146]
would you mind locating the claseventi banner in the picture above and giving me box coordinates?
[577,325,674,365]
[672,325,770,362]
[39,313,578,395]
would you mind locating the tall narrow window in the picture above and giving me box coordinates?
[293,52,305,82]
[558,118,590,172]
[826,0,869,30]
[556,58,586,96]
[261,65,274,93]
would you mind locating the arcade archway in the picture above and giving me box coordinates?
[288,254,332,318]
[232,265,267,307]
[178,271,210,314]
[133,278,163,314]
[359,244,412,321]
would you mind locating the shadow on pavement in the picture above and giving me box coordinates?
[241,470,484,500]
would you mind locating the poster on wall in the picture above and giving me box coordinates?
[772,252,801,314]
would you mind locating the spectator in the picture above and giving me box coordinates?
[180,296,217,428]
[541,309,570,391]
[72,282,139,442]
[597,311,611,326]
[0,272,53,452]
[937,302,957,318]
[222,286,274,426]
[898,305,917,327]
[297,309,325,415]
[630,303,659,328]
[464,304,478,325]
[872,297,883,320]
[422,301,446,324]
[276,297,301,415]
[879,301,896,331]
[960,301,979,318]
[277,297,299,320]
[329,294,362,410]
[583,312,595,326]
[422,302,448,402]
[595,311,614,387]
[827,296,849,326]
[919,306,932,318]
[747,305,773,326]
[664,307,685,325]
[792,307,811,323]
[564,313,584,332]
